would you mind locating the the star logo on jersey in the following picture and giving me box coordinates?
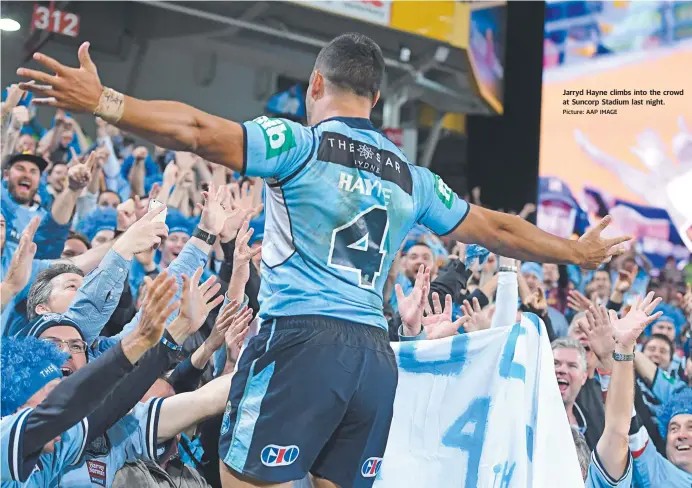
[357,143,374,160]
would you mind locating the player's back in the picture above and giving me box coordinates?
[242,116,469,330]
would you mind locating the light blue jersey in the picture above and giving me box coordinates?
[586,450,633,488]
[243,116,469,330]
[56,398,165,487]
[1,408,88,486]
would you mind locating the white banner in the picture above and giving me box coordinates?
[295,0,391,26]
[374,315,584,488]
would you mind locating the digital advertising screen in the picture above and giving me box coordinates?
[539,1,692,265]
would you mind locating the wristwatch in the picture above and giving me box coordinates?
[193,227,217,245]
[499,266,518,273]
[612,351,635,362]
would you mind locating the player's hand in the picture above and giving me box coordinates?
[394,265,429,335]
[197,182,229,236]
[460,297,491,333]
[17,42,104,113]
[3,217,39,295]
[575,216,631,270]
[233,220,261,265]
[609,292,662,350]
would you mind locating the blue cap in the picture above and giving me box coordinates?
[1,337,69,416]
[76,207,118,242]
[658,388,692,440]
[521,262,543,281]
[21,313,86,342]
[165,208,193,236]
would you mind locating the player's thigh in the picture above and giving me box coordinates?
[219,318,361,483]
[309,473,340,488]
[219,461,292,488]
[311,339,398,488]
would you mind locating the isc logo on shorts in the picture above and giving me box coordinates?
[260,444,299,467]
[361,457,382,478]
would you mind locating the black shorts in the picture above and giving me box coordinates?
[218,315,398,487]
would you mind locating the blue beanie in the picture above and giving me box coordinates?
[521,262,543,281]
[465,244,490,268]
[76,207,118,242]
[658,388,692,440]
[165,208,193,236]
[1,337,69,416]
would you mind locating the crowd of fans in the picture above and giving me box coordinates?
[1,78,691,488]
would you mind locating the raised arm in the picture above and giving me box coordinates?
[17,43,244,172]
[591,294,662,482]
[451,206,630,270]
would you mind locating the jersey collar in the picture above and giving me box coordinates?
[317,116,377,131]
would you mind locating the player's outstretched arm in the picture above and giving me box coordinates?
[17,42,244,172]
[451,205,631,270]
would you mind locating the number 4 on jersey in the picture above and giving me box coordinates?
[328,206,389,289]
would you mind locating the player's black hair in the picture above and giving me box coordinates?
[315,33,385,100]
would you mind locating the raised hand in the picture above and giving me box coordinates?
[218,184,249,243]
[460,297,491,333]
[132,272,179,348]
[178,268,224,333]
[67,151,96,191]
[197,182,229,236]
[225,306,254,364]
[113,205,169,258]
[677,283,692,322]
[203,299,241,353]
[567,289,595,313]
[614,267,637,294]
[229,180,263,219]
[609,292,662,350]
[394,265,429,335]
[3,217,39,296]
[576,216,631,269]
[116,196,138,231]
[426,315,469,340]
[422,291,453,331]
[162,163,179,189]
[581,305,615,363]
[17,42,104,113]
[233,220,261,265]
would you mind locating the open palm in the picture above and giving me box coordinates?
[609,292,662,347]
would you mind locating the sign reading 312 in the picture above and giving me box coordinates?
[31,4,80,37]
